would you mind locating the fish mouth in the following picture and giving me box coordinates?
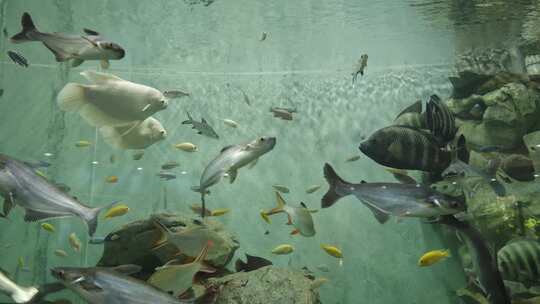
[268,137,277,147]
[358,141,369,154]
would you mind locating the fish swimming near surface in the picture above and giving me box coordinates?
[321,163,465,223]
[11,13,125,68]
[163,90,190,99]
[148,242,215,298]
[425,95,456,143]
[270,107,294,121]
[0,271,38,303]
[272,244,294,255]
[99,117,167,150]
[393,100,426,129]
[497,239,540,284]
[57,71,168,129]
[192,137,276,217]
[7,50,29,67]
[359,126,451,172]
[418,249,450,267]
[437,215,510,304]
[352,54,368,83]
[51,265,185,304]
[235,253,273,272]
[182,111,219,139]
[264,192,316,237]
[0,154,114,235]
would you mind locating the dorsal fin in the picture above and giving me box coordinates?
[396,100,422,119]
[300,202,307,208]
[220,145,234,153]
[83,28,100,36]
[360,180,367,184]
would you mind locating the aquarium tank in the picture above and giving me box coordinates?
[2,0,540,303]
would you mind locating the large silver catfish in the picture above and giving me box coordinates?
[10,13,125,68]
[192,137,276,217]
[51,265,185,304]
[0,153,112,235]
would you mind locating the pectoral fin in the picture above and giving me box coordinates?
[228,169,238,183]
[100,59,110,70]
[248,158,258,169]
[364,203,390,224]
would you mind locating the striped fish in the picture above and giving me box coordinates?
[426,95,456,143]
[7,50,29,67]
[359,126,451,172]
[497,239,540,283]
[393,100,426,129]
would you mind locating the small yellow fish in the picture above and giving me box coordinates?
[321,244,343,258]
[260,210,271,224]
[106,176,119,183]
[272,185,290,193]
[174,143,198,152]
[69,233,82,252]
[75,140,92,148]
[345,155,361,162]
[210,208,230,217]
[41,223,55,233]
[54,249,68,257]
[306,185,321,194]
[104,204,129,219]
[418,249,450,267]
[272,244,294,255]
[223,119,238,128]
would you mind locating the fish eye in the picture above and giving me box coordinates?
[160,100,166,105]
[260,137,265,142]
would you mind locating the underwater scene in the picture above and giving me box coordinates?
[3,0,540,303]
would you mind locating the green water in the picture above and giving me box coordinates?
[1,0,539,303]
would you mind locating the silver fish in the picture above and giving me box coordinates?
[161,161,180,170]
[51,265,184,304]
[182,111,219,139]
[352,54,368,83]
[11,13,125,68]
[157,171,177,181]
[7,50,29,67]
[265,192,316,237]
[0,154,114,235]
[0,271,38,303]
[192,137,276,217]
[163,90,190,99]
[321,163,465,223]
[270,108,293,121]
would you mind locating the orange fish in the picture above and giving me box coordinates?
[106,176,119,183]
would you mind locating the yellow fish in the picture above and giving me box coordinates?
[75,140,92,148]
[174,143,198,152]
[106,176,119,183]
[271,244,294,255]
[104,204,129,219]
[321,244,343,258]
[41,223,55,233]
[210,208,230,217]
[260,210,271,224]
[69,233,82,252]
[54,249,68,257]
[418,249,450,267]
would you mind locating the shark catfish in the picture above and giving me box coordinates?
[0,154,114,235]
[11,12,125,69]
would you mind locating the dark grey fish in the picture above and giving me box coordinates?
[321,164,465,224]
[235,254,272,272]
[11,13,125,68]
[443,159,506,197]
[157,171,176,181]
[182,111,219,139]
[352,54,368,83]
[163,90,190,99]
[425,95,456,142]
[359,126,451,172]
[51,265,184,304]
[498,239,540,284]
[438,215,510,304]
[161,161,180,170]
[7,50,29,67]
[0,154,113,235]
[393,100,426,129]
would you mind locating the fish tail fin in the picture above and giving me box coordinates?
[152,219,171,249]
[182,111,193,124]
[10,12,38,43]
[85,201,117,236]
[322,163,352,208]
[268,191,286,215]
[57,83,87,112]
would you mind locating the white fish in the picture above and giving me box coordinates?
[223,119,238,128]
[99,117,167,150]
[57,71,168,129]
[265,192,316,237]
[192,137,276,217]
[0,271,38,303]
[11,13,125,68]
